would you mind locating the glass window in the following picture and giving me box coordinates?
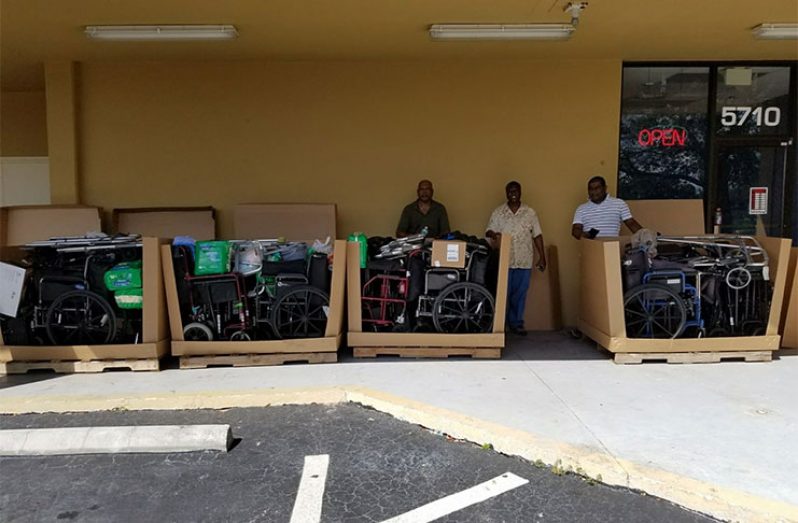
[716,66,791,137]
[716,145,789,237]
[618,67,710,199]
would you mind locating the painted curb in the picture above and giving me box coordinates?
[0,424,233,455]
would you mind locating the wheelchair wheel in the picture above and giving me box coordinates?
[183,322,213,341]
[623,284,687,339]
[432,282,495,334]
[45,290,117,345]
[270,285,329,339]
[229,330,252,341]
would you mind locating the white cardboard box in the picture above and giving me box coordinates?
[0,262,26,317]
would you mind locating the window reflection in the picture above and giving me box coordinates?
[716,67,791,137]
[618,67,709,199]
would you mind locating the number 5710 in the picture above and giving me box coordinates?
[720,106,781,127]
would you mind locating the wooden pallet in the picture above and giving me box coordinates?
[353,347,502,359]
[179,352,337,369]
[0,358,160,375]
[614,351,772,365]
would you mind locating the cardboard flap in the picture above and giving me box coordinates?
[579,238,625,338]
[323,240,347,337]
[525,245,561,331]
[759,236,791,337]
[234,203,336,243]
[624,200,705,236]
[782,248,798,348]
[0,205,102,246]
[114,207,216,241]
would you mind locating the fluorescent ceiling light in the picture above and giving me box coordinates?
[429,24,575,41]
[751,23,798,40]
[84,25,238,41]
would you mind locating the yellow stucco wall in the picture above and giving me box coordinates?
[0,90,48,156]
[77,59,621,325]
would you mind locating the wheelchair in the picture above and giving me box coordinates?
[361,234,495,334]
[2,235,143,346]
[173,240,330,341]
[622,235,771,339]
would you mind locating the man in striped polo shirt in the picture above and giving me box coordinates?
[571,176,642,240]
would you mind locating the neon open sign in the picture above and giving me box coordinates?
[637,127,687,147]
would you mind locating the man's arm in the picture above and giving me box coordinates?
[619,200,641,234]
[396,206,410,237]
[439,207,451,236]
[571,205,586,240]
[624,217,643,233]
[533,234,547,272]
[485,208,499,238]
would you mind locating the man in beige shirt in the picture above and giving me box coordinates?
[486,181,547,336]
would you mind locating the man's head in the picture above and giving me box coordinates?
[417,179,434,203]
[505,181,522,205]
[587,176,608,204]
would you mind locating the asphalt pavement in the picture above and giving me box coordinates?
[0,403,716,522]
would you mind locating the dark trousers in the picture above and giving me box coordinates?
[507,268,531,328]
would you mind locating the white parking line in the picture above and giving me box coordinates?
[380,472,529,523]
[289,454,330,523]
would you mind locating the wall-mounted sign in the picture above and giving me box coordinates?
[720,106,782,128]
[637,127,687,147]
[749,187,768,215]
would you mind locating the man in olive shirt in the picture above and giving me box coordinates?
[396,179,451,238]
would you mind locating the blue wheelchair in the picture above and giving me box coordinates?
[622,235,770,339]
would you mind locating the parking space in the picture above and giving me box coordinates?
[0,403,715,522]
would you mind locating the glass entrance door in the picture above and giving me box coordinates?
[715,142,792,237]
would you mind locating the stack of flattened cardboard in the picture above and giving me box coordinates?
[113,206,216,240]
[161,203,345,368]
[0,205,169,373]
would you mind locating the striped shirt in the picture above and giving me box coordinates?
[572,195,632,238]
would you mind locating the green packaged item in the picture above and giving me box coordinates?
[195,240,231,275]
[114,288,143,309]
[104,261,143,291]
[347,232,367,268]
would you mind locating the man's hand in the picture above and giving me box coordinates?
[536,260,547,272]
[485,230,501,240]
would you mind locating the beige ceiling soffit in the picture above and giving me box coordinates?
[84,24,239,41]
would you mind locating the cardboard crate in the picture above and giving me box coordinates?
[577,200,791,356]
[780,247,798,350]
[0,206,168,368]
[113,206,216,240]
[347,237,509,357]
[161,203,345,360]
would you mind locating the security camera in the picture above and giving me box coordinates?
[563,2,588,26]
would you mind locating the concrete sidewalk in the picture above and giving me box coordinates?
[1,332,796,521]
